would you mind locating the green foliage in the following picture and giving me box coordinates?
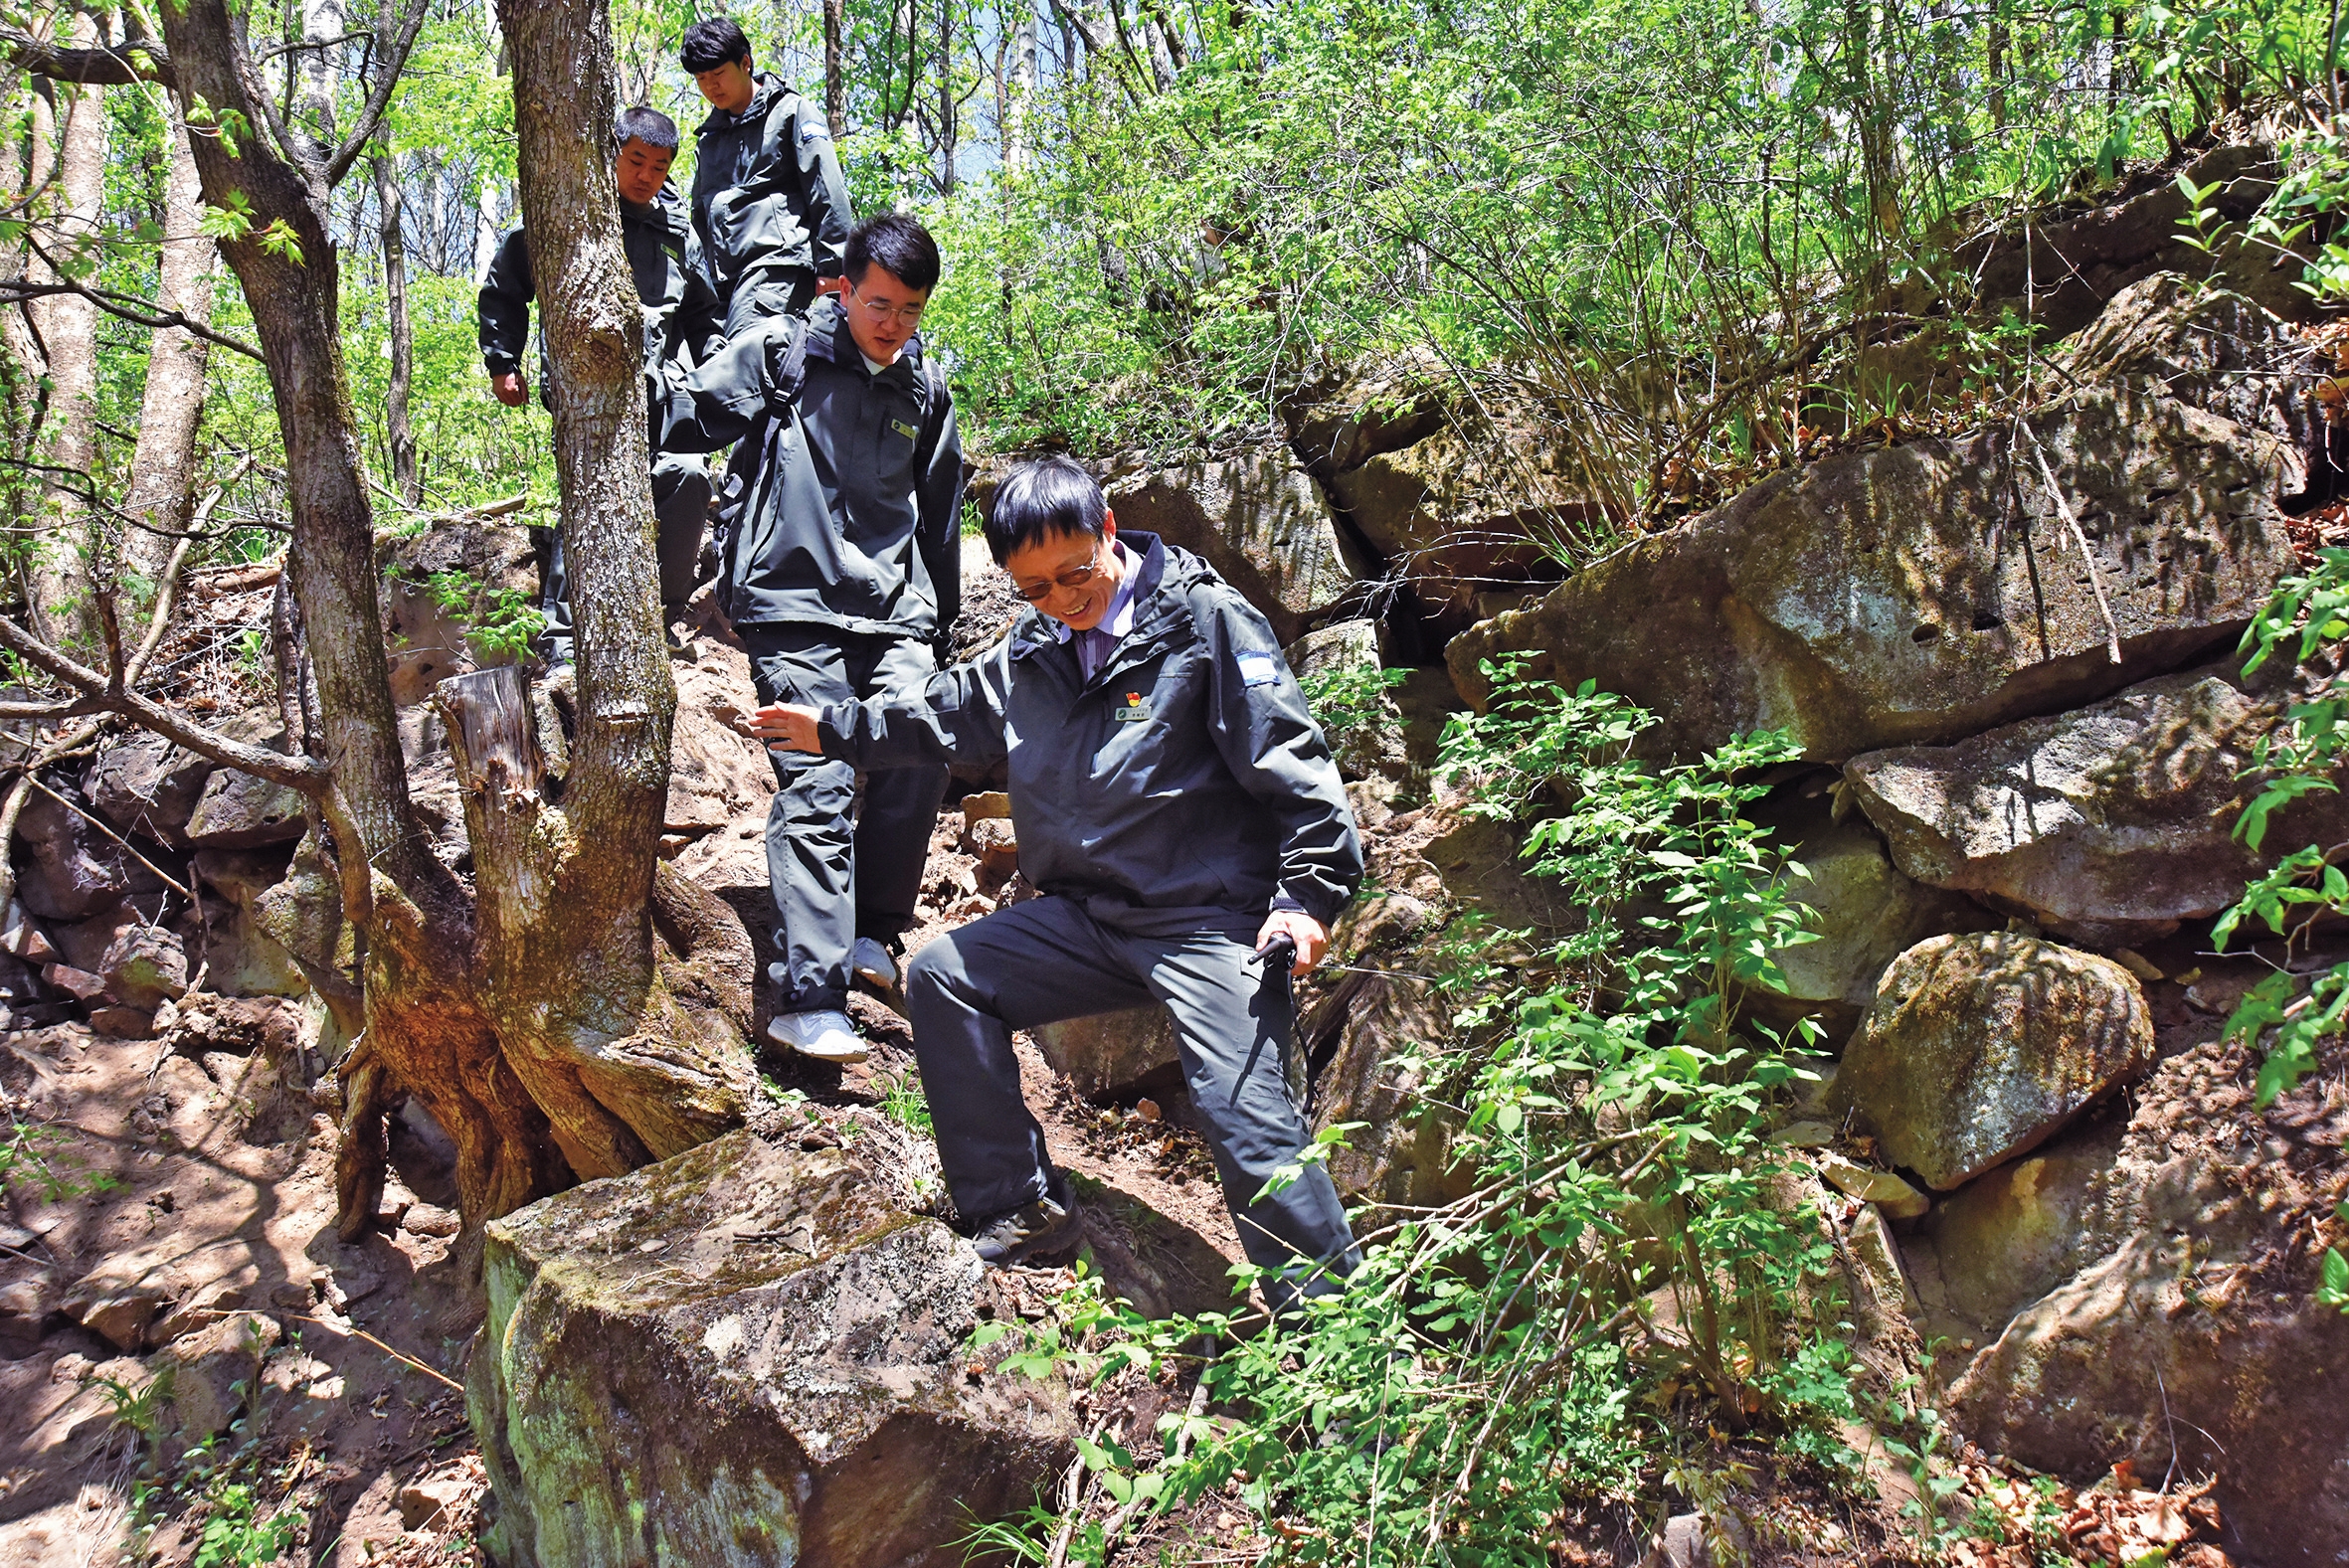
[879,1071,935,1135]
[1297,653,1406,770]
[417,569,547,663]
[969,669,1846,1562]
[2216,547,2349,1107]
[189,1478,302,1568]
[0,1113,122,1203]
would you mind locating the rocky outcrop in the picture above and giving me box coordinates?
[1330,423,1594,628]
[13,783,170,922]
[183,717,309,850]
[1847,666,2349,945]
[1033,1006,1180,1102]
[1307,971,1470,1211]
[1105,451,1359,644]
[1448,387,2294,762]
[1836,934,2153,1190]
[1747,790,1995,1039]
[84,732,216,847]
[1947,1029,2349,1566]
[1917,1113,2123,1329]
[2055,272,2325,460]
[379,520,538,707]
[469,1131,1072,1568]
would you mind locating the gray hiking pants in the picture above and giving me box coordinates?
[905,896,1361,1312]
[541,451,710,666]
[743,625,949,1013]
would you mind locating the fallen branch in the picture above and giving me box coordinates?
[0,614,326,794]
[2020,417,2124,666]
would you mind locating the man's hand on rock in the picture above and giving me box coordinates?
[1254,910,1328,977]
[490,371,529,407]
[748,701,822,755]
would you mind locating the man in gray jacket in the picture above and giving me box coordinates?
[679,16,854,340]
[756,457,1363,1314]
[477,104,717,665]
[655,214,962,1066]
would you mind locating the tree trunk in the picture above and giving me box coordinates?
[936,0,957,193]
[823,0,846,139]
[1001,5,1035,174]
[484,0,757,1175]
[27,28,104,653]
[0,71,48,539]
[121,107,217,589]
[373,140,419,505]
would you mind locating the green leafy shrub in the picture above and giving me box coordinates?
[970,665,1849,1563]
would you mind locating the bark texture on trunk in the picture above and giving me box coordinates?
[824,0,846,138]
[478,0,758,1170]
[121,109,217,588]
[28,32,104,651]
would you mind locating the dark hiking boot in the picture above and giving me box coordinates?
[969,1192,1084,1266]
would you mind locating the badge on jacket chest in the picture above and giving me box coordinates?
[1113,690,1152,724]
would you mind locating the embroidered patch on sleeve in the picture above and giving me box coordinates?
[1235,651,1282,688]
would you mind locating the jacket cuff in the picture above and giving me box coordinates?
[813,701,859,763]
[483,354,519,376]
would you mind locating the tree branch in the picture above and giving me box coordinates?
[324,0,431,186]
[0,25,175,86]
[0,276,264,361]
[0,614,328,794]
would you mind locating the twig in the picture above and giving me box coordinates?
[17,775,195,900]
[180,1304,464,1391]
[2019,418,2123,665]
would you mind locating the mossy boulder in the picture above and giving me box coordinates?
[1836,933,2152,1190]
[1447,386,2292,763]
[468,1130,1073,1568]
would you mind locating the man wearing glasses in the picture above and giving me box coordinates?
[653,214,962,1065]
[751,457,1363,1315]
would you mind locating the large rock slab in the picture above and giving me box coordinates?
[1105,451,1358,644]
[469,1130,1072,1568]
[1916,1111,2123,1330]
[1837,933,2152,1190]
[1448,387,2294,762]
[184,717,308,850]
[1033,1005,1180,1102]
[83,733,217,847]
[1848,666,2349,945]
[13,785,170,922]
[2056,272,2326,461]
[1331,422,1598,628]
[1947,1027,2349,1566]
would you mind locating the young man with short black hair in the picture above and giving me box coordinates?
[755,456,1363,1314]
[653,213,962,1066]
[477,104,717,665]
[678,16,854,340]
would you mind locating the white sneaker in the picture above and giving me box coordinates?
[765,1009,867,1064]
[851,937,899,991]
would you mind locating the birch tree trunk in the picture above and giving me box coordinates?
[26,22,104,652]
[121,107,217,588]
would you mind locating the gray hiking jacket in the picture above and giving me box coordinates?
[689,70,853,304]
[477,184,714,384]
[652,296,962,639]
[812,533,1363,929]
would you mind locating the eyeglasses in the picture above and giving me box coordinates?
[849,286,927,327]
[1012,542,1105,604]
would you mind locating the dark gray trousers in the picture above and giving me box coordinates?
[905,896,1361,1311]
[541,451,710,666]
[743,625,949,1013]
